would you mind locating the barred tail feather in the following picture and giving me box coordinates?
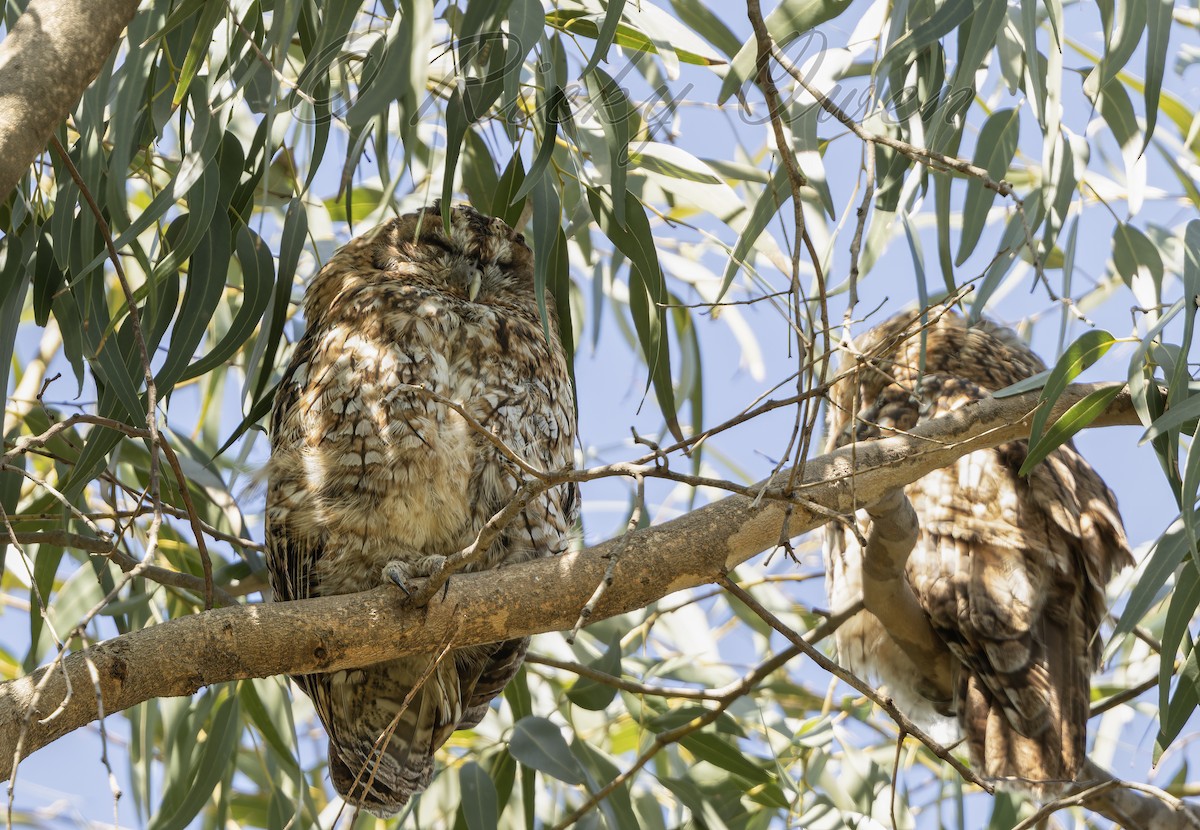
[959,613,1090,795]
[315,659,455,817]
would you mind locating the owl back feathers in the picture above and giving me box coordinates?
[825,311,1132,792]
[266,203,576,815]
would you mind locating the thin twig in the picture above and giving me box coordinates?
[717,575,994,793]
[891,730,907,830]
[8,531,237,606]
[768,45,1019,200]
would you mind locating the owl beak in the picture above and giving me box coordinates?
[467,269,483,301]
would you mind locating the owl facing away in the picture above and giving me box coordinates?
[265,203,578,816]
[823,311,1132,792]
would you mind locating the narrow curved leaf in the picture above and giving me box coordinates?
[181,224,275,381]
[510,717,587,785]
[1019,384,1124,475]
[1111,518,1189,648]
[1024,329,1116,455]
[1143,0,1172,149]
[586,186,682,441]
[459,762,499,830]
[957,109,1020,265]
[582,0,627,75]
[149,692,240,830]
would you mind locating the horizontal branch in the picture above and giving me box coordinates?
[0,383,1139,780]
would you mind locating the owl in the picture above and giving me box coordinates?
[265,203,577,816]
[823,311,1132,793]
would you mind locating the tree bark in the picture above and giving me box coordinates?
[0,0,141,200]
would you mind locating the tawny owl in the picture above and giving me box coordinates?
[265,203,577,816]
[823,311,1132,792]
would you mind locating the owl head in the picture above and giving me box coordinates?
[373,201,535,303]
[827,310,1046,450]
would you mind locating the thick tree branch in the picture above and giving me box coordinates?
[0,0,141,200]
[0,383,1140,782]
[861,489,955,703]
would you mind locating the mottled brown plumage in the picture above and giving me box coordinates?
[824,311,1131,793]
[265,203,577,816]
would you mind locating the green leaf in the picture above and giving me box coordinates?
[1022,329,1115,461]
[992,369,1052,398]
[1019,384,1124,475]
[27,542,65,670]
[1111,518,1189,646]
[1112,223,1165,294]
[238,680,300,773]
[679,731,771,784]
[586,186,683,442]
[1041,133,1078,261]
[509,717,587,785]
[149,691,241,830]
[988,793,1022,829]
[181,224,275,381]
[504,665,534,722]
[0,229,33,419]
[584,68,634,226]
[1160,558,1200,715]
[482,750,517,824]
[717,0,855,103]
[628,145,721,185]
[718,165,790,300]
[566,633,622,711]
[668,0,742,57]
[345,1,431,133]
[571,741,641,830]
[969,190,1045,320]
[659,777,732,830]
[929,0,1007,153]
[252,197,307,403]
[582,0,626,75]
[880,0,977,77]
[462,129,501,212]
[512,86,568,203]
[156,213,232,394]
[1091,80,1144,212]
[1094,0,1146,92]
[1158,631,1200,754]
[213,380,278,460]
[31,231,62,327]
[173,0,226,106]
[545,9,724,67]
[529,170,561,342]
[459,762,500,830]
[1143,0,1172,149]
[492,153,528,228]
[1140,392,1200,445]
[957,109,1020,265]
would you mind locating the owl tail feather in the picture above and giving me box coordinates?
[959,616,1091,796]
[325,673,444,818]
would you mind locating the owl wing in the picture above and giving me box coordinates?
[453,371,580,729]
[885,375,1131,789]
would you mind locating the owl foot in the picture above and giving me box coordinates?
[383,555,449,596]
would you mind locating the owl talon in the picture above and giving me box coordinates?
[383,561,416,595]
[383,555,449,595]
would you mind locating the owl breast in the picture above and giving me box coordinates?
[279,282,501,596]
